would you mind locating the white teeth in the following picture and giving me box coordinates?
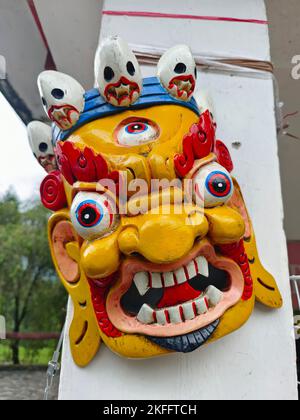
[195,297,209,315]
[134,273,149,296]
[137,304,154,324]
[163,272,175,288]
[151,273,163,288]
[168,307,182,324]
[182,302,196,321]
[156,310,168,326]
[133,255,210,297]
[136,287,224,325]
[174,267,186,284]
[206,286,223,307]
[186,260,197,279]
[196,256,209,277]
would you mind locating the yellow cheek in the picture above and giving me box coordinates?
[205,206,245,244]
[81,230,121,279]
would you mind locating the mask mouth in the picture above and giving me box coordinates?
[169,75,195,100]
[106,240,245,338]
[121,258,230,326]
[49,104,79,130]
[104,76,140,106]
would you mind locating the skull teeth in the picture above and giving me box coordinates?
[137,286,223,325]
[107,83,138,106]
[174,79,192,92]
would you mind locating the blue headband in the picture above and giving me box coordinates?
[52,77,200,144]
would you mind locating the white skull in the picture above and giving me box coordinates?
[37,71,85,131]
[27,121,57,173]
[94,36,142,107]
[157,45,197,102]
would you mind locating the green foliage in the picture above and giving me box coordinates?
[0,191,67,364]
[0,343,55,365]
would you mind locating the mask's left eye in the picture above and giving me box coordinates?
[115,118,160,147]
[193,162,234,208]
[71,192,119,240]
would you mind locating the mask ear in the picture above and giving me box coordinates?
[229,179,283,309]
[48,209,100,367]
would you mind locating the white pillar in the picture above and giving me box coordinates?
[59,0,298,400]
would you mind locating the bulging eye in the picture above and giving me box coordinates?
[193,162,234,208]
[71,192,119,240]
[115,118,160,147]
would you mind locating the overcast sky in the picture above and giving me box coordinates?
[0,94,44,202]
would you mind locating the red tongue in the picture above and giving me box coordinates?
[157,282,201,309]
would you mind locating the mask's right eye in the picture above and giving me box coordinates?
[71,192,118,240]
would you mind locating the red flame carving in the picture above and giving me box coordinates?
[55,141,120,194]
[40,170,68,211]
[174,111,234,176]
[55,141,110,185]
[174,110,216,177]
[214,140,234,173]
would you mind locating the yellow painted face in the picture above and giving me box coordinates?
[47,103,282,366]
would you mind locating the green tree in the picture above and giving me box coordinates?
[0,191,67,364]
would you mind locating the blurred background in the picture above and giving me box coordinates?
[0,0,299,399]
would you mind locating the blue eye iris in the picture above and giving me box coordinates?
[76,200,103,228]
[125,122,148,135]
[205,171,232,198]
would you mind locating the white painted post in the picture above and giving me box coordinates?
[59,0,298,400]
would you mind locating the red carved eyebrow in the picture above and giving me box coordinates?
[174,111,234,177]
[174,110,216,177]
[55,141,120,191]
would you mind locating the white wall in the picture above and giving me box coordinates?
[265,0,300,241]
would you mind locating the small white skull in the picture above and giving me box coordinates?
[27,121,57,173]
[94,36,142,107]
[37,71,85,131]
[157,45,197,102]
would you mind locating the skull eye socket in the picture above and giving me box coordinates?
[39,142,48,153]
[194,67,198,79]
[174,62,187,74]
[51,88,65,100]
[104,66,115,82]
[126,61,136,76]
